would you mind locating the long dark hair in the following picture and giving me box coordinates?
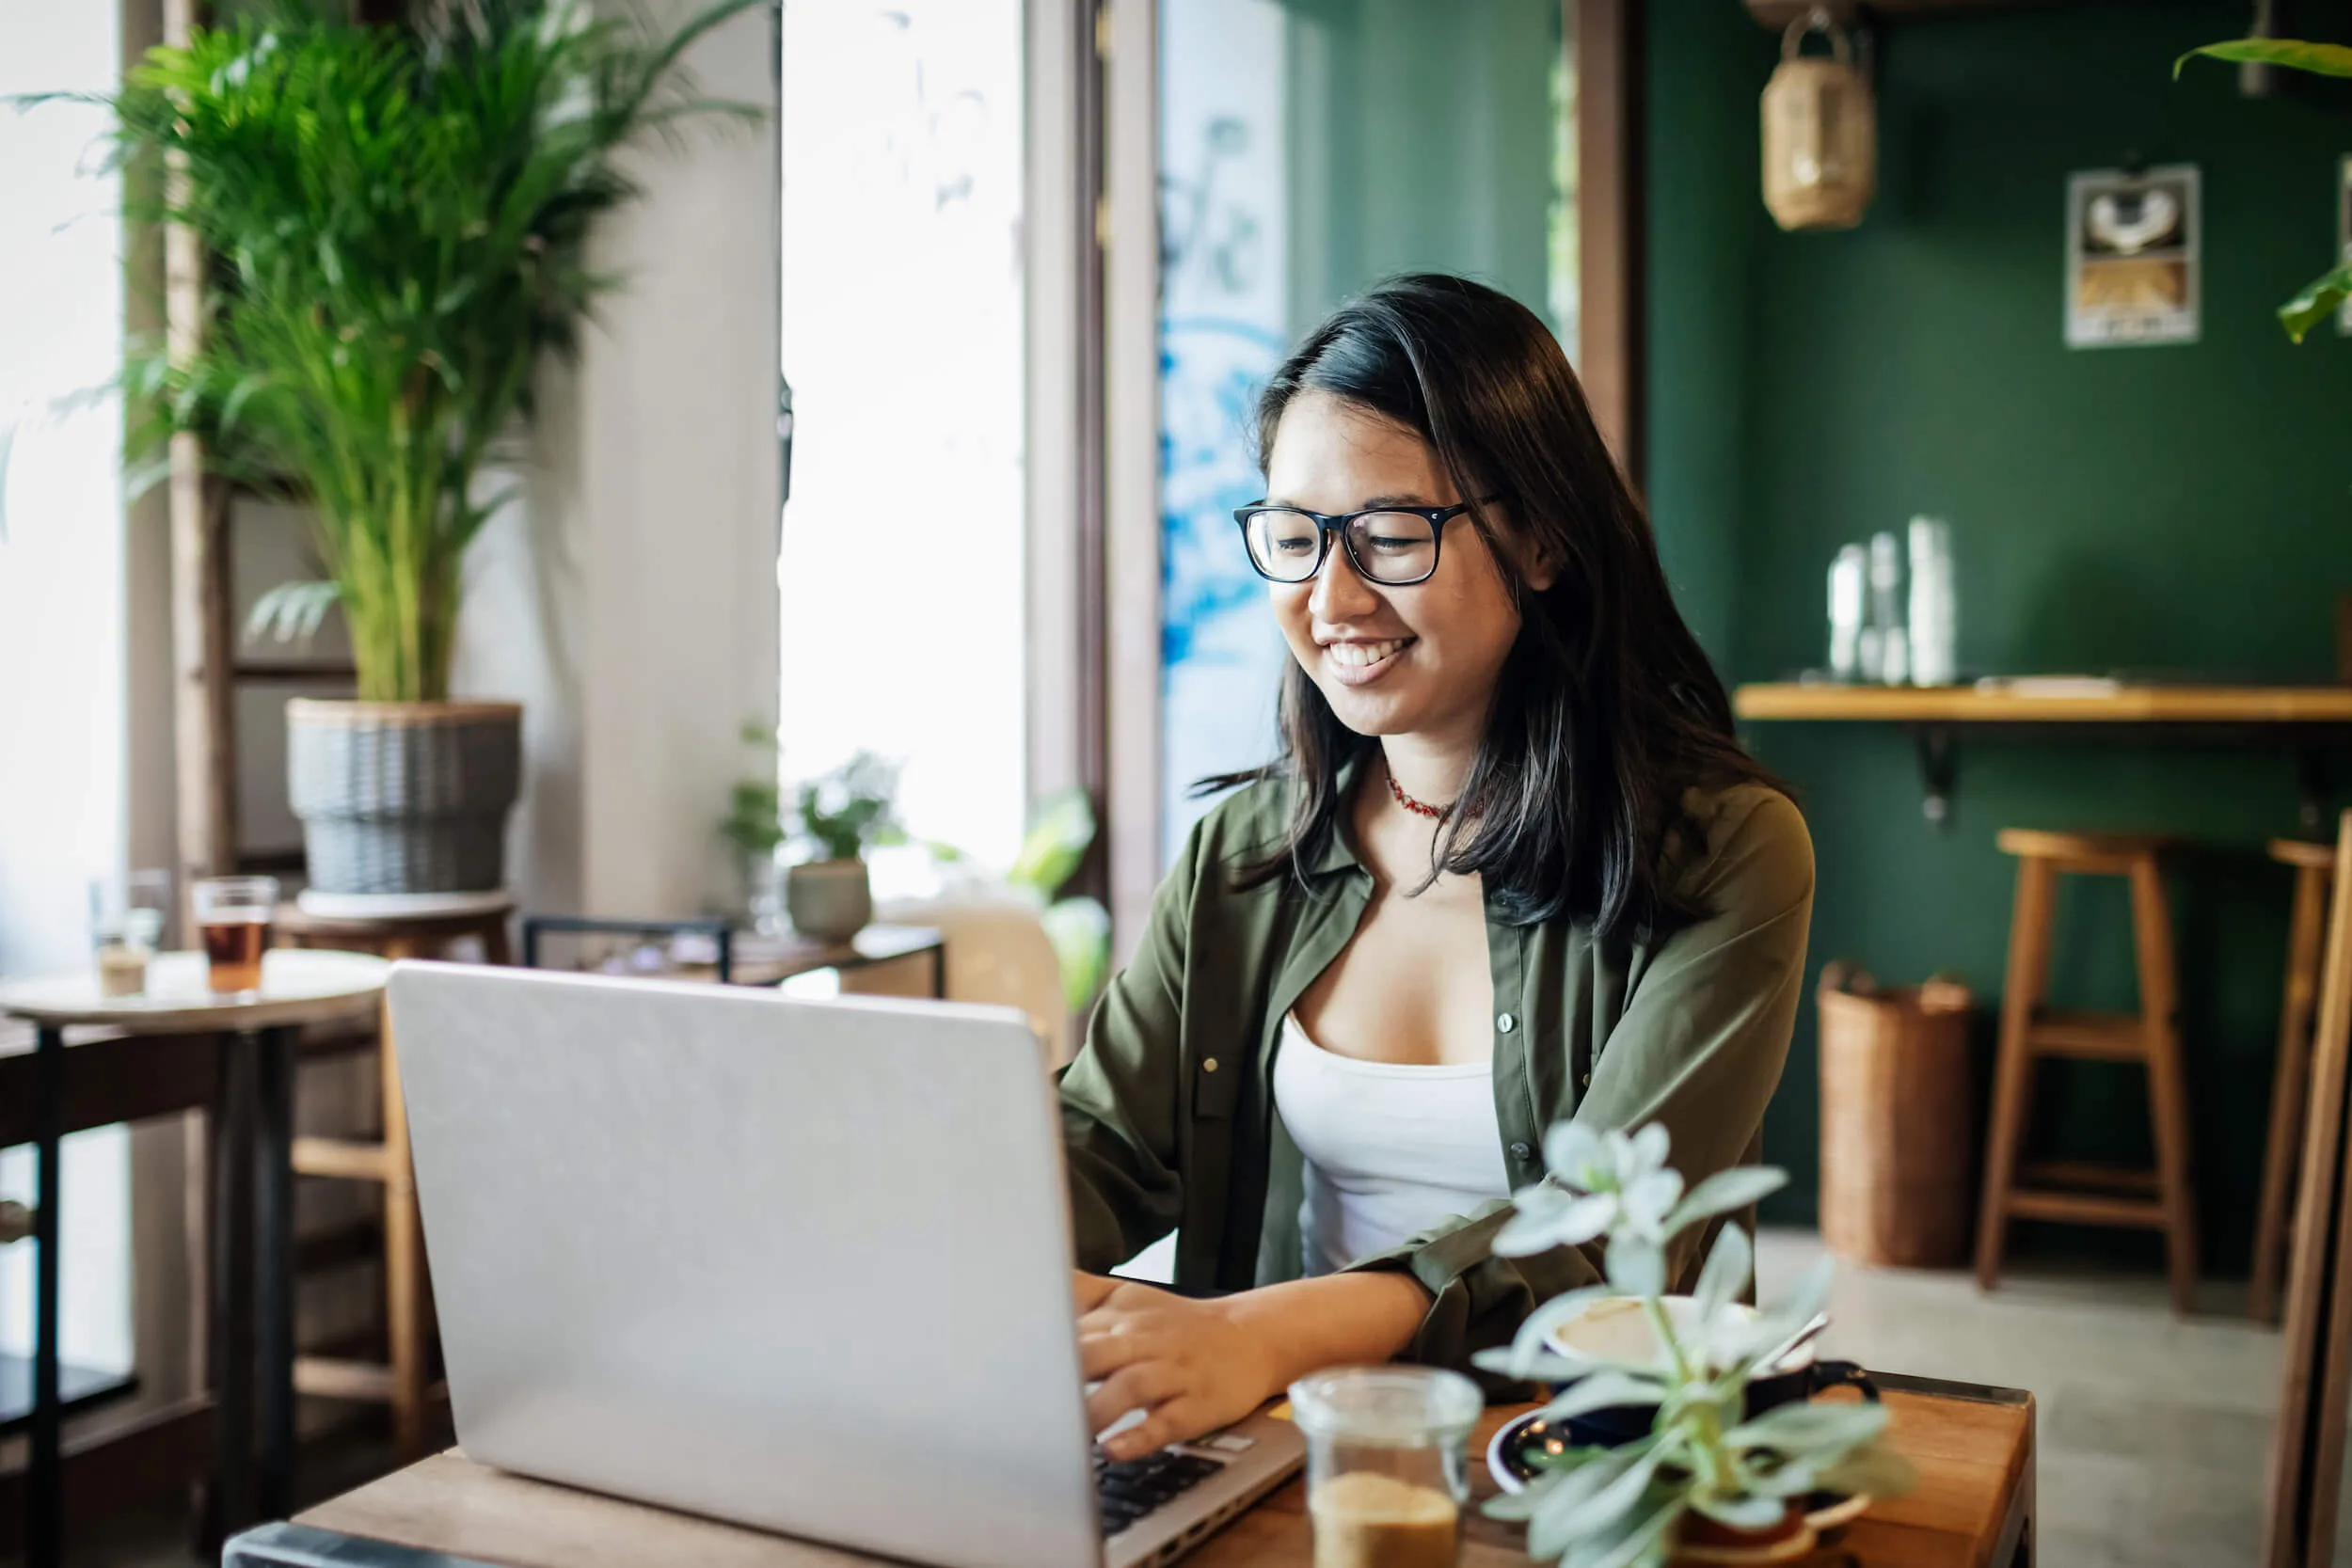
[1208,273,1779,944]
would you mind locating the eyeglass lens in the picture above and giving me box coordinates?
[1245,510,1438,585]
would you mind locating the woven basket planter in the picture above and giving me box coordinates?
[1817,966,1976,1268]
[286,700,523,896]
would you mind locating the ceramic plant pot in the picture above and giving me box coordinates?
[286,700,522,895]
[787,858,873,942]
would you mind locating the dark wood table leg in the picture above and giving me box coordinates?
[255,1025,298,1516]
[27,1024,63,1568]
[207,1026,260,1546]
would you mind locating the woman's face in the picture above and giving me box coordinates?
[1263,391,1545,746]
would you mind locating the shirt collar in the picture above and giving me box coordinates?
[1301,756,1369,881]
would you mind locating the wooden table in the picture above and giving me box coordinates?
[1733,681,2352,828]
[0,949,389,1568]
[275,1372,2032,1568]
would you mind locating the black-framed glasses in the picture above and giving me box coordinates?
[1232,495,1505,587]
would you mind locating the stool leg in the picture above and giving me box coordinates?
[1979,856,2058,1292]
[483,915,514,967]
[2253,863,2329,1321]
[2130,856,2199,1315]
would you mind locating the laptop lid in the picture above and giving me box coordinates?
[388,961,1101,1568]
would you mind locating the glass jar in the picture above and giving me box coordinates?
[1288,1366,1484,1568]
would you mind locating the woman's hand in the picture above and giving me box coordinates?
[1076,1275,1276,1460]
[1073,1269,1433,1460]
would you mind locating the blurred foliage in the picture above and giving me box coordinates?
[2179,40,2352,342]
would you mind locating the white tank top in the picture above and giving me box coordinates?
[1272,1012,1512,1276]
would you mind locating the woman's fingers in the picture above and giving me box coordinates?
[1101,1394,1212,1462]
[1084,1358,1183,1438]
[1073,1271,1122,1313]
[1077,1324,1148,1380]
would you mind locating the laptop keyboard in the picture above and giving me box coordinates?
[1094,1449,1225,1536]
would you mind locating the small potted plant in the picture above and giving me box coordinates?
[720,724,788,934]
[1478,1122,1914,1568]
[787,753,899,943]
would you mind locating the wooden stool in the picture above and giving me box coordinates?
[1974,830,2199,1314]
[2251,839,2339,1322]
[278,899,515,1456]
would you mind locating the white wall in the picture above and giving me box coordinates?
[0,0,135,1376]
[456,0,783,917]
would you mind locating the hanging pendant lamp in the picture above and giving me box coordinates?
[1762,7,1877,231]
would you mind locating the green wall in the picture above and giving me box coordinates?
[1279,0,1562,334]
[1647,1,2352,1268]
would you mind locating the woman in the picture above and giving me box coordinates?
[1063,274,1812,1460]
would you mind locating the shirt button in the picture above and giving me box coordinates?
[1202,1057,1219,1073]
[1497,1013,1517,1034]
[1509,1141,1534,1162]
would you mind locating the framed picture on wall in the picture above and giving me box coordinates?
[2065,165,2201,349]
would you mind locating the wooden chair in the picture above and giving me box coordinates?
[278,900,515,1457]
[2252,838,2338,1323]
[1973,830,2198,1314]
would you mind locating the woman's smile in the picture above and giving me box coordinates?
[1319,635,1415,685]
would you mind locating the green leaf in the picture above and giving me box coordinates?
[1009,787,1097,897]
[1689,1490,1788,1531]
[1041,895,1112,1013]
[1540,1369,1668,1421]
[1693,1222,1752,1324]
[1487,1285,1613,1377]
[245,578,342,645]
[1725,1398,1889,1455]
[1523,1440,1655,1560]
[1605,1233,1665,1297]
[2280,263,2352,344]
[1567,1496,1686,1568]
[1666,1165,1788,1232]
[2176,39,2352,81]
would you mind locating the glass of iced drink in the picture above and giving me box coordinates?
[1290,1366,1483,1568]
[193,876,279,994]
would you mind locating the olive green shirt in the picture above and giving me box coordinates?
[1057,776,1815,1385]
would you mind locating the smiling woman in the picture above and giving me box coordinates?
[1057,275,1814,1462]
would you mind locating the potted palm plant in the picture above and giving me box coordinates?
[72,0,758,897]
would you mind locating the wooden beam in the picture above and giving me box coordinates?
[1577,0,1646,487]
[166,0,236,896]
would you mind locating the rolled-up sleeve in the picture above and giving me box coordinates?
[1351,788,1816,1382]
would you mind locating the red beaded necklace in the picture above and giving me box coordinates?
[1386,763,1454,821]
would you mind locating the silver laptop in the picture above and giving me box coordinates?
[388,961,1303,1568]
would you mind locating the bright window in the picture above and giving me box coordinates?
[777,0,1026,873]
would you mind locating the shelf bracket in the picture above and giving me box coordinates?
[2296,743,2334,834]
[1914,723,1957,831]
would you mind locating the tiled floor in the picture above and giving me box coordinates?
[70,1231,2301,1567]
[1758,1227,2284,1568]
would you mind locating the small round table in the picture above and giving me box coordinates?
[0,949,389,1568]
